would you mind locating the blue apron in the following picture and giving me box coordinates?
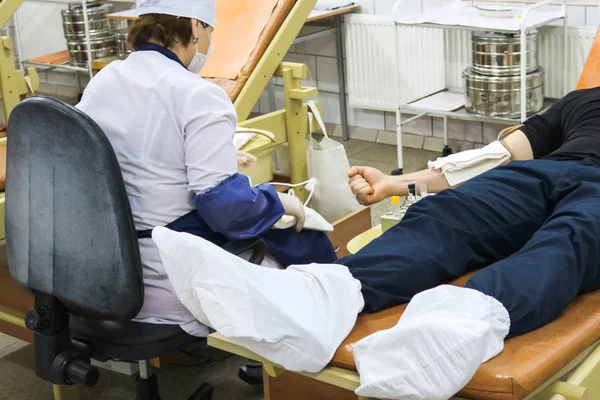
[133,43,336,266]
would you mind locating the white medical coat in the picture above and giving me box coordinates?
[77,50,239,336]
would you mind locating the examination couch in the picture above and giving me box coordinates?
[206,27,600,400]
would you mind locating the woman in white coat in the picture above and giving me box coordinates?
[76,0,337,338]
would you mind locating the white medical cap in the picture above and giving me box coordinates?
[137,0,216,28]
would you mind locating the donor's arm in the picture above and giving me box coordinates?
[349,129,534,206]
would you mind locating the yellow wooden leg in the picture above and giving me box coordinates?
[282,66,309,203]
[263,362,285,378]
[53,384,80,400]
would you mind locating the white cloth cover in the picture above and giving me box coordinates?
[273,206,333,232]
[137,0,216,27]
[392,0,563,32]
[152,227,364,373]
[428,141,511,186]
[354,285,510,400]
[315,0,355,10]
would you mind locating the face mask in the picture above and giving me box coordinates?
[188,25,212,74]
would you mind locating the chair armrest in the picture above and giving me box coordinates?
[220,238,268,265]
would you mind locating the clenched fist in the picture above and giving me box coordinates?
[348,166,393,206]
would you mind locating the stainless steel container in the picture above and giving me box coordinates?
[463,67,545,118]
[61,4,112,39]
[472,31,538,76]
[67,35,116,67]
[115,29,131,59]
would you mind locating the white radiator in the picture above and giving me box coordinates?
[537,26,596,98]
[346,15,597,111]
[345,14,445,112]
[445,29,470,90]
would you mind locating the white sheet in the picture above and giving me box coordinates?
[428,141,511,186]
[354,285,510,400]
[152,227,364,373]
[393,2,564,31]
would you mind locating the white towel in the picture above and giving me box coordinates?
[428,141,511,186]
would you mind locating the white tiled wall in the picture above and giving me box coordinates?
[19,0,599,143]
[260,0,599,144]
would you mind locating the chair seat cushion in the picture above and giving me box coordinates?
[70,317,200,361]
[330,273,600,400]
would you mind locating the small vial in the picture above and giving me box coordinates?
[391,196,403,217]
[419,183,429,198]
[407,183,417,204]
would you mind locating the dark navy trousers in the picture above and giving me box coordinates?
[338,159,600,337]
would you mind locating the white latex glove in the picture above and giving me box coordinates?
[236,150,258,169]
[277,192,306,232]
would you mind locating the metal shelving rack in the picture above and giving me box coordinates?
[18,0,133,94]
[21,0,95,81]
[391,0,569,173]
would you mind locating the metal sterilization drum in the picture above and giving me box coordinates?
[116,30,132,59]
[463,66,545,118]
[61,4,112,39]
[67,35,116,68]
[471,30,538,77]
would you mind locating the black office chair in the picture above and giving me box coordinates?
[5,97,267,399]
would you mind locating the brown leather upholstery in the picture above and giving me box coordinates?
[206,0,296,102]
[330,272,600,400]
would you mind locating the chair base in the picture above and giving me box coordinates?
[135,373,161,400]
[188,383,214,400]
[135,373,214,400]
[238,360,263,386]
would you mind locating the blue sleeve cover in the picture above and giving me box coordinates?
[192,174,285,240]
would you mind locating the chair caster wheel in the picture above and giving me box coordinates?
[188,383,214,400]
[442,146,453,157]
[391,169,403,176]
[238,364,263,386]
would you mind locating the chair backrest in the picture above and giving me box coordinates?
[6,96,143,321]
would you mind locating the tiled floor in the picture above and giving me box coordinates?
[0,139,440,399]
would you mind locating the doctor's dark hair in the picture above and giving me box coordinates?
[128,14,194,49]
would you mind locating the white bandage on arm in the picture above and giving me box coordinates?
[427,141,512,186]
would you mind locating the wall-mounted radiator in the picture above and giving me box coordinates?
[345,14,445,112]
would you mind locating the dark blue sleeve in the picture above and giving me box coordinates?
[192,174,285,240]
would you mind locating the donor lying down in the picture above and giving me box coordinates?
[152,87,600,400]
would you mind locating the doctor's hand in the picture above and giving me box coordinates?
[236,150,258,169]
[277,192,306,232]
[348,166,392,206]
